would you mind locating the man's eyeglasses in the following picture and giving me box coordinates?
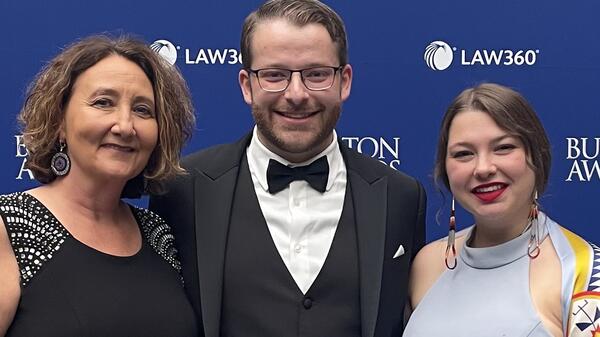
[246,66,344,92]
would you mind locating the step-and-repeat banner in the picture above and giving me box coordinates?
[1,0,598,242]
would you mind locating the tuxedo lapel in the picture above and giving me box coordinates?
[341,145,388,337]
[193,169,235,337]
[192,133,252,337]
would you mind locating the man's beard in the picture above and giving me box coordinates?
[252,103,341,157]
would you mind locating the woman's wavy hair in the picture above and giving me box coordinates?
[19,34,195,195]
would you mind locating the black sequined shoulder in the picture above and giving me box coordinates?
[0,192,70,286]
[132,206,182,274]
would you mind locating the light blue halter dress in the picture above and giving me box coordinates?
[403,217,554,337]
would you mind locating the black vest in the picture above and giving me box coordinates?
[220,157,361,337]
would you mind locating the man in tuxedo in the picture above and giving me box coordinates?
[150,0,426,336]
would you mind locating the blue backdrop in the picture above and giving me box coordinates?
[1,0,598,243]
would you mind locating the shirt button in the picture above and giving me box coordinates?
[294,244,302,253]
[293,199,300,207]
[303,297,313,309]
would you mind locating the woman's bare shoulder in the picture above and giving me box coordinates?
[409,228,470,308]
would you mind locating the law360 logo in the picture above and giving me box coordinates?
[424,40,540,71]
[150,39,242,66]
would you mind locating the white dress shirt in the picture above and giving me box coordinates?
[246,127,347,294]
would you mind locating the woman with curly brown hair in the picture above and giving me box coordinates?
[0,35,198,336]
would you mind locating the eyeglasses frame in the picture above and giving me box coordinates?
[245,65,345,92]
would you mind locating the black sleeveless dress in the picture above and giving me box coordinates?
[0,192,198,337]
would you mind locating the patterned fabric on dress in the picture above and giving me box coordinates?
[551,224,600,336]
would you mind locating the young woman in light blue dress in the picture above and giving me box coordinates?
[404,83,599,337]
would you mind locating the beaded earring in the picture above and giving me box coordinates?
[50,140,70,176]
[445,197,457,269]
[527,191,541,259]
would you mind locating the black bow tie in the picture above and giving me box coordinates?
[266,156,329,194]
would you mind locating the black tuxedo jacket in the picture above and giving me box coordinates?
[149,132,426,337]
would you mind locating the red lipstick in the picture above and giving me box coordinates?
[471,183,507,203]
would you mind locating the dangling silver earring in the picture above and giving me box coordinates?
[445,197,457,270]
[51,140,70,176]
[527,191,540,259]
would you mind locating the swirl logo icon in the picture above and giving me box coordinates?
[150,39,178,65]
[424,41,454,71]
